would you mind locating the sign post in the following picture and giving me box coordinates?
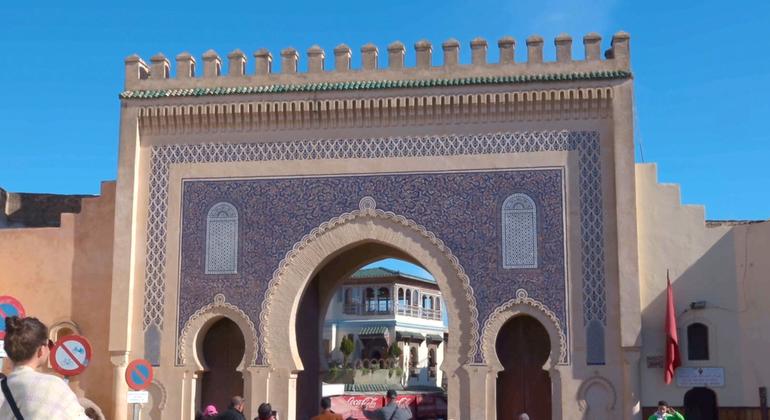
[125,359,154,420]
[0,296,26,370]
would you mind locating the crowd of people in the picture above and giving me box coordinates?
[0,316,686,420]
[196,389,414,420]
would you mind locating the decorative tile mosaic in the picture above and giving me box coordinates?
[502,193,538,269]
[141,131,607,365]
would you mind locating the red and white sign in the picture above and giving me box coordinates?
[0,295,26,340]
[329,394,432,419]
[125,359,154,391]
[50,335,92,376]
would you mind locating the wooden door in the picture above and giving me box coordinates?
[201,318,245,414]
[684,387,719,420]
[496,315,551,420]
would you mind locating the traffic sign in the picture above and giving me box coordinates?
[50,335,92,376]
[0,296,26,340]
[125,359,154,391]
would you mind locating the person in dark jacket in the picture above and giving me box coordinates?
[217,396,246,420]
[375,390,412,420]
[255,402,275,420]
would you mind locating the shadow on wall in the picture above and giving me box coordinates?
[0,187,91,228]
[69,183,116,419]
[641,227,745,411]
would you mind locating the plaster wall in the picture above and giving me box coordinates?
[636,163,768,407]
[732,221,770,406]
[0,182,116,416]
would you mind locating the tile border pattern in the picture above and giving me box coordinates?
[142,130,606,365]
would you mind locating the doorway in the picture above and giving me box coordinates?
[684,387,718,420]
[495,315,551,420]
[200,317,245,414]
[294,243,448,420]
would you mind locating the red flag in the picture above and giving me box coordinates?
[664,271,681,384]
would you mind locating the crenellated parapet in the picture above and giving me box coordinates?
[121,32,631,98]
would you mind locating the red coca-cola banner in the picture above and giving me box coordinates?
[329,394,446,419]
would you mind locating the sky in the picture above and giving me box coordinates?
[0,1,768,220]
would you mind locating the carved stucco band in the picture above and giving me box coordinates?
[177,293,259,367]
[481,288,568,365]
[259,197,480,364]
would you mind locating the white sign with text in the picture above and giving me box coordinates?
[127,390,149,404]
[676,367,725,387]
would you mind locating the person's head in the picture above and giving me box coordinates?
[386,389,397,402]
[518,414,530,420]
[203,405,218,416]
[320,396,332,410]
[84,407,98,419]
[4,316,52,367]
[230,396,245,412]
[257,402,273,420]
[657,401,669,413]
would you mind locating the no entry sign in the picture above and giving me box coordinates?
[50,335,92,376]
[125,359,154,391]
[0,296,26,340]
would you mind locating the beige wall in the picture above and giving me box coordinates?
[637,162,769,407]
[0,182,116,416]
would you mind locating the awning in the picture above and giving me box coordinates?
[344,383,403,393]
[425,334,444,343]
[396,331,424,342]
[358,326,389,339]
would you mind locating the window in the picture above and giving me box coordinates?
[205,202,239,274]
[428,348,437,378]
[343,288,358,314]
[687,323,709,360]
[365,288,376,312]
[409,346,419,377]
[502,193,538,269]
[377,287,391,312]
[586,320,605,365]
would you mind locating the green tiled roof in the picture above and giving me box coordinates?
[344,383,403,393]
[119,70,631,99]
[352,267,436,284]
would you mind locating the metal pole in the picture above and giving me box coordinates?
[132,403,141,420]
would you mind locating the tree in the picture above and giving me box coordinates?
[340,335,355,368]
[388,343,402,361]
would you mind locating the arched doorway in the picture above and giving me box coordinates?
[200,318,245,413]
[684,387,718,420]
[294,244,450,420]
[495,315,551,420]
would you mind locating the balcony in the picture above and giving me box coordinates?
[396,304,442,321]
[343,302,393,316]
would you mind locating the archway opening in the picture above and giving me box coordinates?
[294,243,449,420]
[495,315,551,419]
[199,318,245,414]
[684,387,718,420]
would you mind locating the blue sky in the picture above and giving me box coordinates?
[0,1,768,220]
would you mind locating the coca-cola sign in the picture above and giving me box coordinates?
[344,396,381,410]
[330,395,384,419]
[329,393,445,419]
